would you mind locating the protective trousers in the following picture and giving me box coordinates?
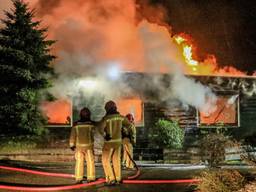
[102,142,121,183]
[75,146,95,181]
[122,138,134,169]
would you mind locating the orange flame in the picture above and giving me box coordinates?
[174,34,198,68]
[174,33,246,77]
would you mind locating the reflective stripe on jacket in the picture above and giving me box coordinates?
[99,114,134,143]
[69,122,95,147]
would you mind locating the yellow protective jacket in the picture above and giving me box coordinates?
[99,114,134,144]
[69,122,95,149]
[122,121,136,145]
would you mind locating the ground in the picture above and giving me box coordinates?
[0,160,202,192]
[1,160,255,192]
[238,182,256,192]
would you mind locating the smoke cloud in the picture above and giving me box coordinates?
[0,0,217,117]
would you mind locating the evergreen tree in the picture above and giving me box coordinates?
[0,0,55,135]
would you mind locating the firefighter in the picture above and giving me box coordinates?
[122,113,136,169]
[69,107,95,184]
[99,101,134,185]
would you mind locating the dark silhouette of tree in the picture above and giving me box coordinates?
[0,0,55,135]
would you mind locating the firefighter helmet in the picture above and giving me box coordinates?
[126,113,134,123]
[104,100,117,112]
[80,107,91,121]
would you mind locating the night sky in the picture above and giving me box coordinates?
[146,0,256,73]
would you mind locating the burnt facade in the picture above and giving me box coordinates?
[121,73,256,160]
[46,73,256,161]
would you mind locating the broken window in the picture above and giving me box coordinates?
[116,98,144,126]
[41,100,72,126]
[198,94,239,127]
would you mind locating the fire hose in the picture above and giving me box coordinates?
[122,146,199,184]
[0,149,200,191]
[0,178,106,191]
[0,165,74,178]
[123,144,141,180]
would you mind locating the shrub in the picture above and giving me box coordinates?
[241,134,256,166]
[150,119,184,149]
[0,135,40,152]
[196,169,245,192]
[200,127,239,167]
[241,145,256,166]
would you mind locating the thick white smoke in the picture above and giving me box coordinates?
[0,0,217,117]
[172,74,217,114]
[40,0,217,116]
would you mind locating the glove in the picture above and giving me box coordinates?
[105,133,112,141]
[70,146,76,151]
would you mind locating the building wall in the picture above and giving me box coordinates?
[135,75,256,150]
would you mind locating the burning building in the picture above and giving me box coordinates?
[40,27,256,146]
[8,0,253,160]
[41,73,256,161]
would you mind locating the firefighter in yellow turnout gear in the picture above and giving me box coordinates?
[122,113,136,169]
[69,107,95,184]
[99,101,134,185]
